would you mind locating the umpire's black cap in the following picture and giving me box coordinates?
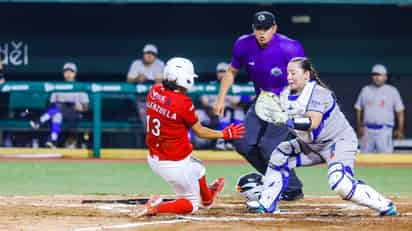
[252,11,276,30]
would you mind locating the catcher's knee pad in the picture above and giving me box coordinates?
[269,140,301,170]
[268,152,288,171]
[328,162,356,200]
[269,143,291,170]
[277,140,301,156]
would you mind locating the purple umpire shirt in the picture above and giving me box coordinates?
[231,33,305,95]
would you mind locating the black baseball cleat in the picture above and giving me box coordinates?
[280,189,304,201]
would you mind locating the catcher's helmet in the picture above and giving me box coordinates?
[236,172,264,201]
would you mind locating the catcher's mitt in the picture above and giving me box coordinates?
[255,90,288,126]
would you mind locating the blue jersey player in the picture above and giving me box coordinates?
[214,11,304,200]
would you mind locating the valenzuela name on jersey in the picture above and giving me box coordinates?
[146,101,177,120]
[146,89,177,120]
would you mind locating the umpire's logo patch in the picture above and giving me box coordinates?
[258,14,266,21]
[271,67,282,77]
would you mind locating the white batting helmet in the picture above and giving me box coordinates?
[163,57,198,90]
[236,172,264,201]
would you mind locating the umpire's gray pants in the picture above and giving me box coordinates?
[233,104,303,191]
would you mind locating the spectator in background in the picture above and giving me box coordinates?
[194,62,249,150]
[354,64,405,153]
[30,62,89,148]
[127,44,165,84]
[127,44,165,128]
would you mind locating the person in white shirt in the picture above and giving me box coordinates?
[127,44,165,84]
[127,44,165,128]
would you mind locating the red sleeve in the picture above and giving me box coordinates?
[181,98,198,127]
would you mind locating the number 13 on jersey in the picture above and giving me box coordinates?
[147,115,161,136]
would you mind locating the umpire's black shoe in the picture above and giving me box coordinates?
[280,189,304,201]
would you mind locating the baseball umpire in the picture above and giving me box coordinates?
[214,11,304,200]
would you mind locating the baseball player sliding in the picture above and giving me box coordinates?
[247,57,397,216]
[132,57,245,217]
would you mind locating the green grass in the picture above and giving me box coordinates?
[0,161,411,196]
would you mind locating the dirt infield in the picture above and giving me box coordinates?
[0,195,410,231]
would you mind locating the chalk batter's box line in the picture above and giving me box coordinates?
[81,198,174,205]
[71,219,189,231]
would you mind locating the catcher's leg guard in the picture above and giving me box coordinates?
[257,141,297,212]
[328,162,395,214]
[259,163,289,213]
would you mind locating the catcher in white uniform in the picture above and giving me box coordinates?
[248,57,397,216]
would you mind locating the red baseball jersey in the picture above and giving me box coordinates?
[145,84,198,161]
